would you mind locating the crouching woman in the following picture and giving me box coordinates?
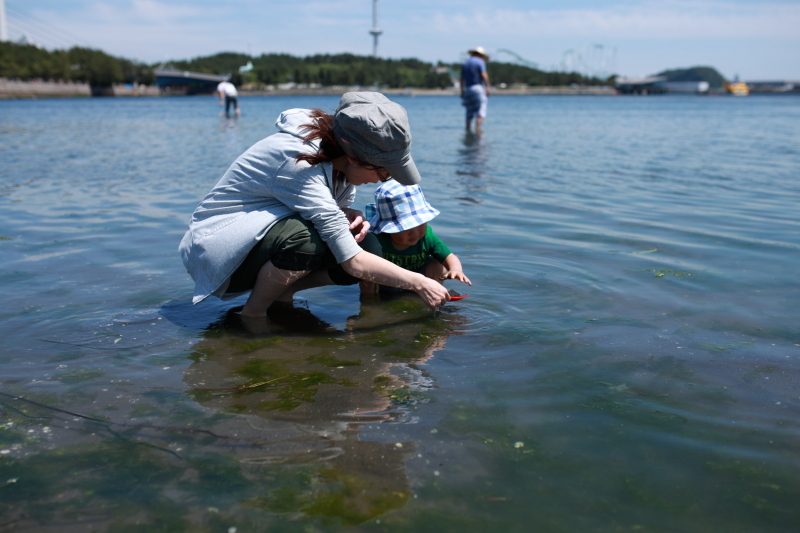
[179,92,450,318]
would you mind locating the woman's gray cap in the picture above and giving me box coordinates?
[333,92,421,186]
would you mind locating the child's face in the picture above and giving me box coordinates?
[389,223,427,249]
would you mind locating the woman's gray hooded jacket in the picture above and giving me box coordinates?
[179,109,359,304]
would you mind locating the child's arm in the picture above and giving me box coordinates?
[440,254,472,285]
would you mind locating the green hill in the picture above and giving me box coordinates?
[654,66,727,88]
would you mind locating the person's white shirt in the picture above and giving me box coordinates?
[217,81,237,97]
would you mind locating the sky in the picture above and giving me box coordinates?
[4,0,800,80]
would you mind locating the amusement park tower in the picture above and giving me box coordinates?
[369,0,382,57]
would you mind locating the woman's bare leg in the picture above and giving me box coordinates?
[275,269,335,303]
[240,261,309,317]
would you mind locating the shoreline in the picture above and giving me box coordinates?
[5,80,796,99]
[0,79,160,99]
[238,86,618,97]
[1,79,617,99]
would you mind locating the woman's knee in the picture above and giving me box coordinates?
[228,216,328,293]
[269,216,328,271]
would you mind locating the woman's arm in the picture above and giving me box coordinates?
[270,162,362,263]
[343,251,450,309]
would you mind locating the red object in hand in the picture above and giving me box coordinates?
[449,294,469,301]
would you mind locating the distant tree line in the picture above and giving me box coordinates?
[172,52,608,88]
[481,62,608,86]
[1,42,609,89]
[173,53,456,88]
[0,42,153,86]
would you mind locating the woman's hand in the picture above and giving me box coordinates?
[342,208,370,243]
[413,275,451,310]
[343,251,450,311]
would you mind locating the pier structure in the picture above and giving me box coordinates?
[154,65,229,95]
[746,80,799,93]
[369,0,382,57]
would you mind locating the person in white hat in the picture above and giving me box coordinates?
[179,92,451,321]
[460,46,491,133]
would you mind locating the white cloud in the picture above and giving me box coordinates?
[129,0,202,22]
[430,1,800,40]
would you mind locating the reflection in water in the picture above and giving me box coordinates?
[0,298,463,529]
[182,297,459,524]
[455,132,489,201]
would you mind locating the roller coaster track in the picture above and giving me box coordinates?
[495,49,539,70]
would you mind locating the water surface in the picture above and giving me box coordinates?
[1,94,799,532]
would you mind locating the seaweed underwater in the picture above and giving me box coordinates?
[0,297,465,531]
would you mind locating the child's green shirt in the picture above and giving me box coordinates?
[375,226,452,272]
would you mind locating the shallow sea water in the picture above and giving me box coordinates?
[1,94,799,532]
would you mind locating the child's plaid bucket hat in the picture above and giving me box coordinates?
[368,181,440,234]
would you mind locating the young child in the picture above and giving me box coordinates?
[362,181,471,295]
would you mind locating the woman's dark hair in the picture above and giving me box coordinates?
[295,109,383,171]
[295,109,346,166]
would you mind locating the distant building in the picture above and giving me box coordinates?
[746,81,799,93]
[615,76,710,95]
[663,81,709,93]
[614,76,667,95]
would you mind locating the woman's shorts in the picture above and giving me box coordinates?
[227,214,382,293]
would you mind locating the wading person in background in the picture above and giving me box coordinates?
[180,92,450,321]
[460,46,491,133]
[216,80,240,118]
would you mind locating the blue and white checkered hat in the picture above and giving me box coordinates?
[369,181,440,234]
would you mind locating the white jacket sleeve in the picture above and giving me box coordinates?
[270,159,362,263]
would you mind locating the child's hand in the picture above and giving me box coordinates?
[440,271,472,285]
